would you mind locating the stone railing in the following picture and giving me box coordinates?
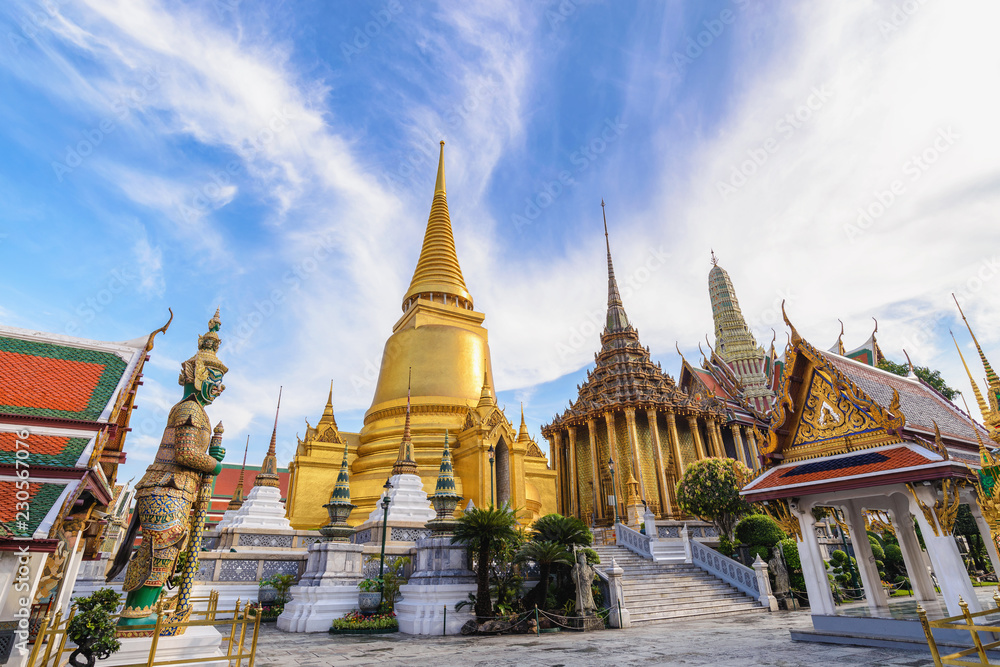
[615,522,651,557]
[657,522,717,540]
[689,538,761,601]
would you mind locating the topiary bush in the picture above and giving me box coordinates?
[67,588,121,667]
[734,514,787,550]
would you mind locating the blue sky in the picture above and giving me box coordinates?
[1,0,998,483]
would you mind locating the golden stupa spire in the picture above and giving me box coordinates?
[402,141,473,311]
[517,403,529,442]
[477,364,494,409]
[320,380,337,427]
[256,387,282,488]
[228,435,250,510]
[392,369,418,476]
[954,294,1000,405]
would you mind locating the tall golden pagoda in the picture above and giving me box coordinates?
[286,143,556,527]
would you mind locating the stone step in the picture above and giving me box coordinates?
[630,605,765,624]
[627,597,757,615]
[623,591,748,606]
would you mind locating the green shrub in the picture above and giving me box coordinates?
[676,457,754,539]
[734,514,786,550]
[777,539,800,570]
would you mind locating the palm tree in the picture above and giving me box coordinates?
[515,540,571,609]
[452,502,519,620]
[531,513,592,548]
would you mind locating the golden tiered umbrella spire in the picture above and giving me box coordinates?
[227,436,250,511]
[255,387,282,488]
[402,141,473,311]
[392,369,419,476]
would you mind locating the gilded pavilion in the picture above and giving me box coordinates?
[541,207,728,524]
[286,143,556,528]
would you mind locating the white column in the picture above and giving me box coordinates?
[968,501,1000,579]
[908,485,980,615]
[890,494,936,602]
[752,554,779,611]
[843,500,889,613]
[793,505,836,615]
[605,558,631,628]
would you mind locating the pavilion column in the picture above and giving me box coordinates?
[666,413,684,477]
[792,503,836,615]
[711,420,726,458]
[623,408,647,503]
[548,435,562,515]
[967,499,1000,578]
[646,408,671,517]
[553,432,564,515]
[843,500,889,613]
[746,429,760,471]
[606,411,621,517]
[730,424,747,467]
[567,426,579,519]
[587,418,603,521]
[889,494,936,602]
[908,484,980,615]
[688,416,707,459]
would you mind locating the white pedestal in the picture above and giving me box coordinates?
[101,625,228,666]
[396,536,477,636]
[396,583,477,635]
[224,486,292,530]
[276,542,364,633]
[366,474,435,523]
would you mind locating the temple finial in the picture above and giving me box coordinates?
[392,368,418,476]
[228,435,250,510]
[953,294,999,392]
[601,201,629,333]
[903,349,916,376]
[782,300,801,347]
[435,140,446,193]
[255,387,282,488]
[835,319,846,355]
[951,329,989,419]
[321,380,338,426]
[710,249,718,266]
[402,141,472,311]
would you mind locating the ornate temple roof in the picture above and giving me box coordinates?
[543,207,723,433]
[402,141,473,311]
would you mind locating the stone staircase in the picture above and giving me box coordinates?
[592,544,766,625]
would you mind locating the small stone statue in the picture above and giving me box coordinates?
[571,550,597,617]
[770,545,790,597]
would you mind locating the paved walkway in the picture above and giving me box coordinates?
[252,610,936,666]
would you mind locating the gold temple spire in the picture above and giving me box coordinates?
[228,435,250,510]
[320,380,338,427]
[517,403,529,442]
[392,369,418,476]
[477,366,494,409]
[952,330,990,419]
[602,200,629,333]
[402,141,473,311]
[256,387,282,488]
[953,294,1000,402]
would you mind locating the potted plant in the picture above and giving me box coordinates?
[357,577,382,614]
[258,573,296,621]
[67,588,121,667]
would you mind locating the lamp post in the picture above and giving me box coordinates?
[608,457,619,525]
[487,444,495,506]
[378,478,392,606]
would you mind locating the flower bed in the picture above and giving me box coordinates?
[329,611,398,635]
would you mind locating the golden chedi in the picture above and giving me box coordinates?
[287,143,556,528]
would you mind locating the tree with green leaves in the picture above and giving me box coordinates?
[676,457,754,539]
[878,359,960,400]
[530,513,593,548]
[515,540,572,609]
[451,502,520,620]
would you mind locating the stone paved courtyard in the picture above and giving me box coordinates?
[251,611,936,666]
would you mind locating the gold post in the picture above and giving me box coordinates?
[688,416,707,459]
[916,604,943,666]
[567,426,579,518]
[237,601,250,661]
[248,604,262,667]
[148,601,165,664]
[39,611,61,666]
[26,613,50,666]
[587,418,603,522]
[959,596,989,663]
